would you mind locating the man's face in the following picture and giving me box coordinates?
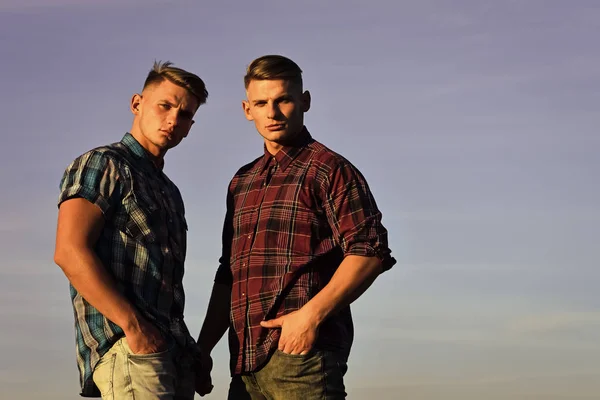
[130,79,199,158]
[242,79,310,154]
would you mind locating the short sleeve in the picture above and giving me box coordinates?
[58,150,120,215]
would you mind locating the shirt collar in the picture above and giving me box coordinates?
[260,126,313,173]
[121,132,164,171]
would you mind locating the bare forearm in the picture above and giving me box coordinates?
[302,255,382,325]
[198,283,231,353]
[56,246,140,332]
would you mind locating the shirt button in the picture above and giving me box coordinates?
[168,218,173,224]
[242,262,246,267]
[247,234,252,239]
[242,292,245,297]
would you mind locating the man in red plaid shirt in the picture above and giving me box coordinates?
[196,55,396,399]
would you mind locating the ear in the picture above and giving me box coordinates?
[301,90,311,113]
[182,120,195,138]
[242,100,254,121]
[130,93,142,115]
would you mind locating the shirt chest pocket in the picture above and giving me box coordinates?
[123,190,160,244]
[259,203,322,256]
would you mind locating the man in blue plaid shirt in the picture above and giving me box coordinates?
[54,61,207,399]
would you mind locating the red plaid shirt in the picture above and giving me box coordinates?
[215,128,395,374]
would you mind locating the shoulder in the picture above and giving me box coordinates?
[233,154,264,177]
[67,141,128,170]
[59,141,129,190]
[305,139,357,176]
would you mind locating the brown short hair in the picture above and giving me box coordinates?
[143,61,208,106]
[244,55,303,89]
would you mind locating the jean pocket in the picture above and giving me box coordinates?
[275,348,319,359]
[121,337,173,359]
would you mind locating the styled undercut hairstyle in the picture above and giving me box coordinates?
[143,61,208,106]
[244,55,303,89]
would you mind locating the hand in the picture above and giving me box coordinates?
[195,350,214,396]
[124,317,167,355]
[260,309,319,355]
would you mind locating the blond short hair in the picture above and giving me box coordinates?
[143,61,208,106]
[244,55,303,89]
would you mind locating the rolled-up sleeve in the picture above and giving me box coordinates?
[58,150,120,215]
[323,160,396,272]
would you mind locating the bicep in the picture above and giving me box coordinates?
[56,198,105,251]
[323,164,376,235]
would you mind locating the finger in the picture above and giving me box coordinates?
[299,343,313,356]
[260,317,282,328]
[200,382,213,394]
[289,345,303,355]
[197,381,212,391]
[199,385,213,396]
[284,340,300,355]
[279,340,291,354]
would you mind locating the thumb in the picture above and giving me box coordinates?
[261,317,283,328]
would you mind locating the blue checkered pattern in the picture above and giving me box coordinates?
[58,133,196,397]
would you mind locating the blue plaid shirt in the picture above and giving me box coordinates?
[58,133,196,397]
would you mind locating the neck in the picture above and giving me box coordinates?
[264,141,282,155]
[129,129,166,168]
[264,126,308,155]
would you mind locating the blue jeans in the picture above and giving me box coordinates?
[228,350,347,400]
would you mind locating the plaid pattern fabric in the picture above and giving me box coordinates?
[215,128,396,374]
[58,133,196,397]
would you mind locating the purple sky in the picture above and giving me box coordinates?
[1,1,599,399]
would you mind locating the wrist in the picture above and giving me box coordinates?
[300,302,326,327]
[197,338,214,354]
[120,309,144,335]
[197,331,214,352]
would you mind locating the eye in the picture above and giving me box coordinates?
[180,111,193,120]
[254,101,266,107]
[160,103,171,110]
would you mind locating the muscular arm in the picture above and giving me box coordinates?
[303,254,382,325]
[261,159,392,354]
[261,255,382,354]
[54,198,164,354]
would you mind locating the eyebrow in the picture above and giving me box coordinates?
[159,99,195,118]
[179,109,194,119]
[251,94,293,105]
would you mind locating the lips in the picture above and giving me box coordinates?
[160,129,174,139]
[266,124,285,131]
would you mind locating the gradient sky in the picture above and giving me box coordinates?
[1,1,599,399]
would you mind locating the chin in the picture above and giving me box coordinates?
[263,130,291,141]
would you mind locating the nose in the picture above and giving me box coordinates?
[266,102,279,119]
[166,109,180,126]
